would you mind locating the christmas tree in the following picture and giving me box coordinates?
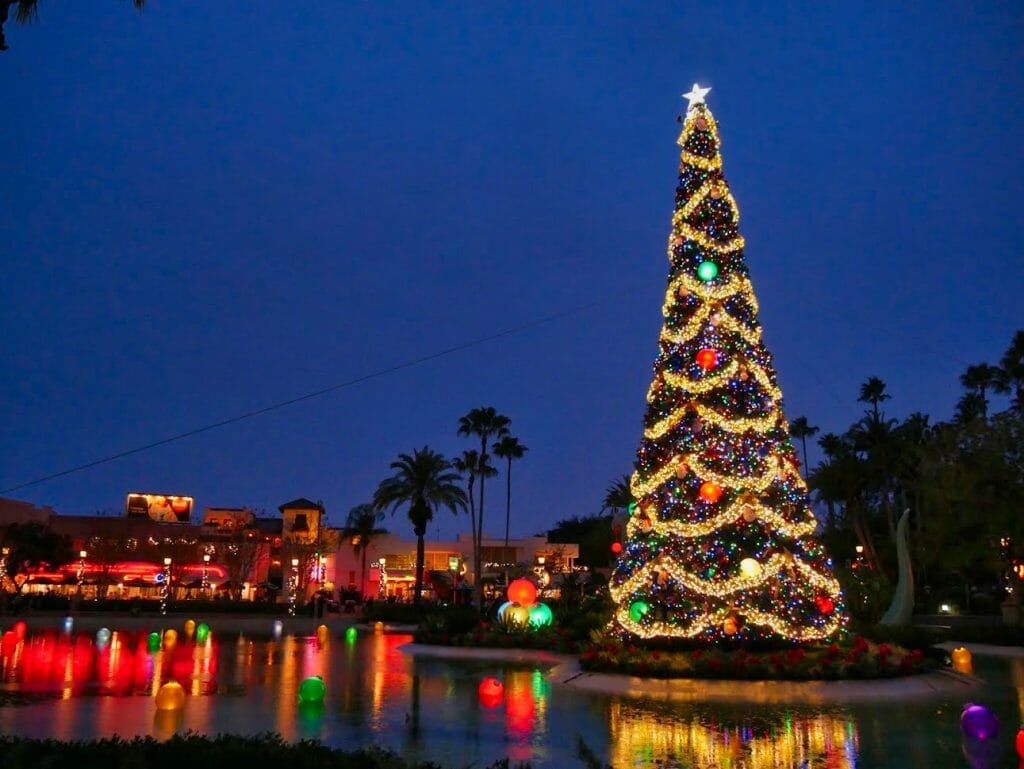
[609,85,846,643]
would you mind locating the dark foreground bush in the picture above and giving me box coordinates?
[0,734,530,769]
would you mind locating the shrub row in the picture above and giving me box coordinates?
[0,734,530,769]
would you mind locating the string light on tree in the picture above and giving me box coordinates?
[609,87,847,643]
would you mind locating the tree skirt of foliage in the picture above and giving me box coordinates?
[0,734,530,769]
[579,634,933,680]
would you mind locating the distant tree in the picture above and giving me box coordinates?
[217,531,263,600]
[374,447,466,606]
[492,434,528,577]
[789,416,820,471]
[451,449,496,595]
[341,503,387,600]
[960,363,1001,417]
[1,521,73,591]
[457,407,511,608]
[857,376,891,419]
[600,475,633,514]
[548,514,615,569]
[995,330,1024,412]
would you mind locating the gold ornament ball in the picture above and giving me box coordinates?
[739,558,762,578]
[694,117,709,131]
[155,681,187,711]
[740,504,757,523]
[723,617,738,635]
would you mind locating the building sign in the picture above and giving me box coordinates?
[125,493,193,523]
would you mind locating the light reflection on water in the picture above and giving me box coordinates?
[0,628,1021,768]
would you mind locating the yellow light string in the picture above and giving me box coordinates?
[611,604,843,641]
[666,272,755,306]
[680,150,722,171]
[670,219,746,254]
[624,495,818,540]
[643,401,781,442]
[610,553,842,605]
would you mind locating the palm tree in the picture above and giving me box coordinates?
[994,330,1024,412]
[601,475,633,514]
[960,363,1001,417]
[373,447,466,606]
[789,416,820,472]
[341,503,387,601]
[857,376,891,419]
[457,407,511,608]
[451,449,496,594]
[492,434,528,576]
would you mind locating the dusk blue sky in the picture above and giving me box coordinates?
[2,3,1022,539]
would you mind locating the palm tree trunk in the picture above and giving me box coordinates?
[476,439,487,611]
[414,534,426,607]
[503,457,512,586]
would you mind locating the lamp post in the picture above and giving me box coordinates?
[202,553,211,596]
[161,556,172,615]
[77,550,87,594]
[288,558,299,617]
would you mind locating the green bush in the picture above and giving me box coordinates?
[0,734,530,769]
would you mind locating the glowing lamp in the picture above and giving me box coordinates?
[272,620,284,639]
[951,646,973,674]
[316,624,329,638]
[1,630,17,657]
[345,627,357,643]
[697,261,718,282]
[628,601,650,622]
[298,676,326,704]
[12,621,26,641]
[63,616,74,634]
[163,629,177,649]
[195,623,210,644]
[960,704,999,740]
[695,348,718,370]
[496,600,513,621]
[147,632,161,653]
[505,604,531,627]
[507,578,537,606]
[528,602,553,628]
[183,619,196,638]
[95,627,111,649]
[1016,726,1024,759]
[738,558,761,579]
[155,681,186,711]
[699,482,723,503]
[374,621,384,634]
[611,542,622,554]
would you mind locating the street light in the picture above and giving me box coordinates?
[78,550,87,592]
[202,554,211,595]
[161,556,172,615]
[288,558,299,617]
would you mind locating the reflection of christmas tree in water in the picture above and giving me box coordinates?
[608,701,857,769]
[609,85,846,642]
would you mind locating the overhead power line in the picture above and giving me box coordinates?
[1,296,610,495]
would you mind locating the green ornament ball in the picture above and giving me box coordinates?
[629,601,650,622]
[298,675,326,704]
[627,501,638,515]
[697,261,719,282]
[528,602,553,628]
[345,627,357,643]
[147,631,161,653]
[195,623,210,643]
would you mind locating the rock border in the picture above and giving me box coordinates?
[401,642,981,704]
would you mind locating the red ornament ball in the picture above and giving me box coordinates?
[507,578,537,606]
[611,542,623,554]
[816,596,835,615]
[695,348,718,371]
[699,482,723,503]
[1016,727,1024,759]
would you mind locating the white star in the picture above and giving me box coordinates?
[682,83,712,111]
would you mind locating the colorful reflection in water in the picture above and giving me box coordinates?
[1,627,1022,768]
[609,701,856,769]
[1,629,219,698]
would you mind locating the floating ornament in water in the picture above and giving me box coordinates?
[155,681,186,711]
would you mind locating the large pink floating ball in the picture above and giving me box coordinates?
[960,704,999,741]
